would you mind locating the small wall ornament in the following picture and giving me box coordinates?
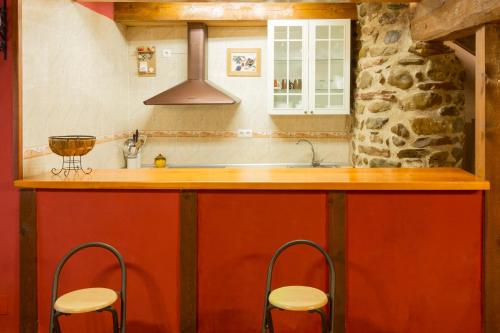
[227,48,261,77]
[137,46,156,77]
[0,0,7,60]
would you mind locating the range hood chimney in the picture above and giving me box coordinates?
[144,23,240,105]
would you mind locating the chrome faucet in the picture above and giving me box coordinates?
[296,139,321,167]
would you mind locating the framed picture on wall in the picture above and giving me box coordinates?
[227,48,261,77]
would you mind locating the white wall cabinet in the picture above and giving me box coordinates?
[268,19,351,115]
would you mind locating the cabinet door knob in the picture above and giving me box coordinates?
[310,110,314,114]
[304,111,308,114]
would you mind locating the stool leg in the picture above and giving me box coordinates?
[54,313,62,333]
[310,309,327,333]
[320,310,328,333]
[112,308,119,333]
[262,303,273,333]
[261,306,267,333]
[267,308,275,333]
[262,306,275,333]
[100,306,119,333]
[49,311,56,333]
[108,307,119,333]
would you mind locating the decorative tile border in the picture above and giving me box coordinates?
[23,130,351,159]
[144,130,238,138]
[23,132,131,160]
[23,146,50,160]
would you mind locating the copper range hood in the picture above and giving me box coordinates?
[144,23,240,105]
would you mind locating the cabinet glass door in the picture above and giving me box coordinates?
[268,21,308,114]
[309,20,350,114]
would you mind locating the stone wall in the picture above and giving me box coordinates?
[352,3,466,168]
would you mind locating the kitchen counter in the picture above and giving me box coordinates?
[14,167,489,190]
[19,167,486,333]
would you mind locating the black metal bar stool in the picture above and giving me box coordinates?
[49,242,127,333]
[261,240,335,333]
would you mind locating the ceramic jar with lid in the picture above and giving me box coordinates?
[154,154,167,168]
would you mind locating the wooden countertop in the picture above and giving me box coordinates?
[14,168,489,190]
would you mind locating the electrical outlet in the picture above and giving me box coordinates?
[162,49,172,58]
[237,129,253,138]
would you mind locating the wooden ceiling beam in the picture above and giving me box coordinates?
[115,2,358,25]
[412,0,500,41]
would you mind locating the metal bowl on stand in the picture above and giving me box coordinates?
[48,135,96,176]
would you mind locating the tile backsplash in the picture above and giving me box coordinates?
[22,2,350,176]
[142,136,350,166]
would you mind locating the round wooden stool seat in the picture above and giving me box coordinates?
[268,286,328,311]
[54,287,118,314]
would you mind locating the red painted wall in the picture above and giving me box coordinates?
[345,191,483,333]
[33,190,484,333]
[0,0,19,332]
[197,191,329,333]
[77,2,114,20]
[36,190,180,333]
[0,2,114,332]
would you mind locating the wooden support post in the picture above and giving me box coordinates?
[19,189,37,333]
[328,191,346,333]
[180,191,198,333]
[12,0,21,179]
[475,26,486,179]
[478,23,500,333]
